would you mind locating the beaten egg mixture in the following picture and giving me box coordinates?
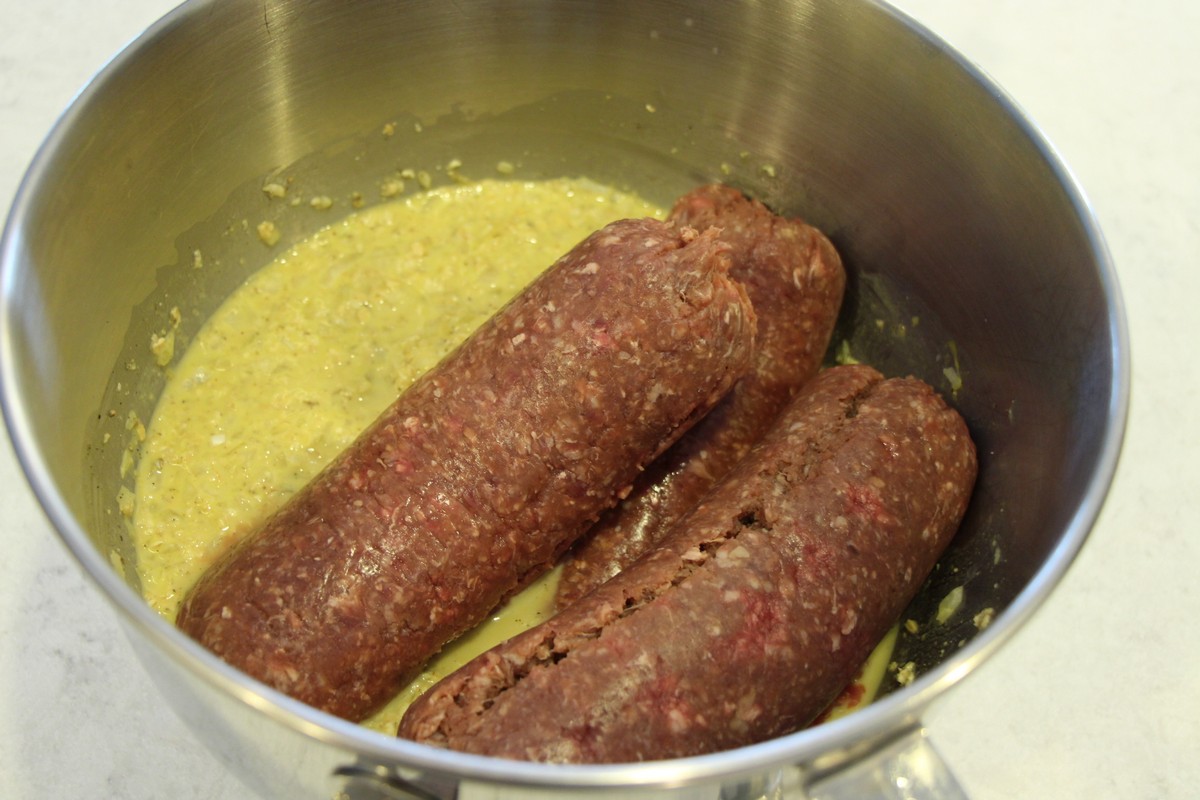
[132,177,890,733]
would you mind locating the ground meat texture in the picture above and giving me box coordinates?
[555,185,845,610]
[175,218,756,722]
[398,365,977,762]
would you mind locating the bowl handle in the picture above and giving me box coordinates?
[802,725,969,800]
[332,763,448,800]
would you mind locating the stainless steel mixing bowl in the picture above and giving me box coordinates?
[0,1,1128,798]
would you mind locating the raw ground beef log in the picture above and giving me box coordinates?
[555,185,845,609]
[399,365,977,762]
[176,218,757,721]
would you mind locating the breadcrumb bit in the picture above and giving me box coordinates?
[943,366,963,394]
[761,164,777,178]
[125,410,146,442]
[256,221,281,246]
[446,159,469,185]
[380,179,404,198]
[496,161,515,175]
[382,121,396,137]
[834,339,859,365]
[262,182,287,199]
[895,661,917,686]
[192,249,204,269]
[945,340,963,397]
[150,330,175,367]
[310,196,334,210]
[936,585,964,624]
[117,486,136,518]
[904,618,920,634]
[417,170,432,190]
[973,607,996,631]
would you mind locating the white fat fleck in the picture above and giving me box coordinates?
[719,544,751,562]
[792,265,810,290]
[577,261,600,275]
[511,332,527,346]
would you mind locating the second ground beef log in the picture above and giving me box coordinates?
[555,185,845,610]
[175,218,756,721]
[398,365,977,762]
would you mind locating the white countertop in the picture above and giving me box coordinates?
[1,1,1196,798]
